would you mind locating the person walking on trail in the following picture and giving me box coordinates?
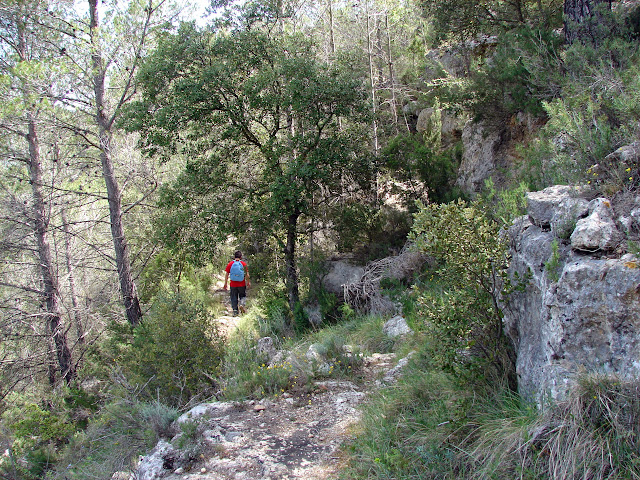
[224,250,251,316]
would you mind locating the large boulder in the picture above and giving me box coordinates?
[570,198,623,252]
[321,260,365,299]
[526,185,588,229]
[382,315,412,338]
[136,440,176,480]
[456,120,505,194]
[502,186,640,405]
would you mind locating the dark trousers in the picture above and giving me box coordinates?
[230,286,246,314]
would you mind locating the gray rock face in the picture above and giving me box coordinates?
[456,113,544,196]
[502,186,640,404]
[618,197,640,235]
[382,315,412,338]
[604,141,640,164]
[456,120,504,194]
[321,260,365,298]
[137,440,176,480]
[570,198,622,252]
[526,185,588,229]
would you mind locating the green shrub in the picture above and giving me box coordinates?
[308,331,364,377]
[381,132,463,205]
[257,293,293,338]
[124,292,225,407]
[410,200,515,387]
[139,400,179,439]
[519,20,640,191]
[468,27,563,120]
[218,311,297,400]
[544,239,562,282]
[174,419,204,462]
[48,392,178,480]
[0,398,76,480]
[481,178,529,226]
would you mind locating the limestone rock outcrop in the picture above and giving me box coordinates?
[502,185,640,404]
[382,315,412,338]
[456,120,506,194]
[456,113,543,195]
[321,260,365,299]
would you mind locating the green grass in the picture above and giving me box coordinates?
[219,309,396,400]
[340,360,640,480]
[340,354,464,479]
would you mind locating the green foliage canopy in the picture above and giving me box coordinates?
[418,0,562,43]
[123,24,374,268]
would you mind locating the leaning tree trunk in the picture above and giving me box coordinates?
[27,116,75,385]
[89,0,142,327]
[564,0,612,45]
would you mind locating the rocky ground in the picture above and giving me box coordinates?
[136,297,411,480]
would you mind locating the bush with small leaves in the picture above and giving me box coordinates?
[410,200,516,387]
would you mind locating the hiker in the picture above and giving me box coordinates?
[223,250,251,316]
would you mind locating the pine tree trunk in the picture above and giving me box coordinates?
[16,12,75,385]
[27,117,75,385]
[564,0,612,45]
[89,0,142,327]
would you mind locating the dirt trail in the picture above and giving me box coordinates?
[159,353,395,480]
[139,294,401,480]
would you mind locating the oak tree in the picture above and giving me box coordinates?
[125,24,374,316]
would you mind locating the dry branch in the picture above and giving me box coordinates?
[343,243,428,314]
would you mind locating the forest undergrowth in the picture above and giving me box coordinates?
[4,0,640,479]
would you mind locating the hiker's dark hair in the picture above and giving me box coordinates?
[234,250,242,259]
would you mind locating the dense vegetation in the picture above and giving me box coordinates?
[1,0,640,478]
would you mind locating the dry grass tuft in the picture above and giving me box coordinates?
[463,374,640,480]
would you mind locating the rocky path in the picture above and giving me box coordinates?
[137,292,409,480]
[138,351,399,480]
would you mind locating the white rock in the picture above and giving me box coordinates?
[382,315,412,337]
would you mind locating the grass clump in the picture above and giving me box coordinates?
[458,374,640,479]
[340,353,465,479]
[342,368,640,479]
[531,374,640,479]
[43,389,179,480]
